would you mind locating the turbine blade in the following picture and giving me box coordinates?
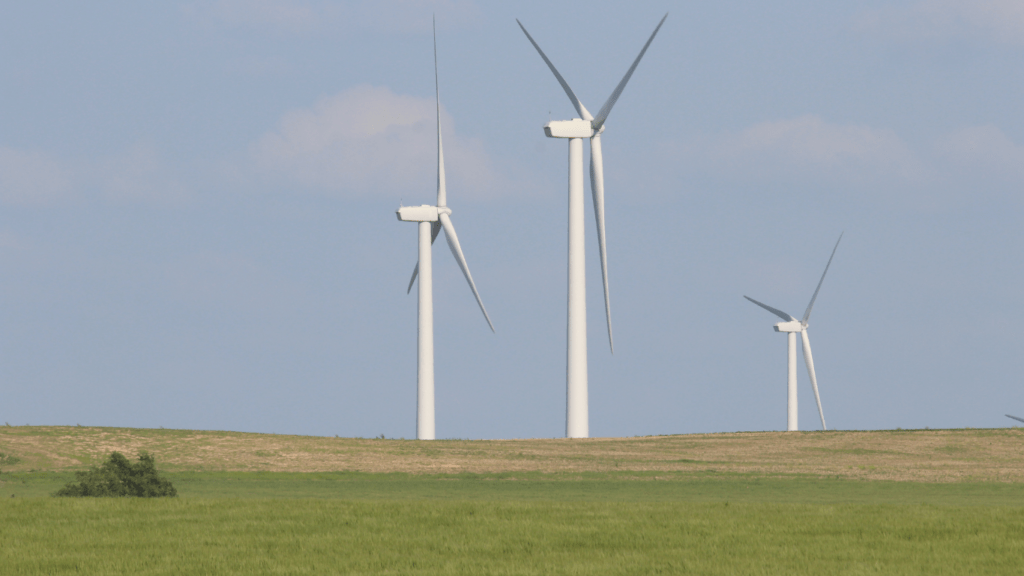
[1007,414,1024,424]
[590,133,613,352]
[744,295,795,322]
[406,264,417,294]
[592,13,668,131]
[406,222,443,294]
[802,232,843,323]
[434,18,447,207]
[439,212,494,332]
[801,329,826,430]
[516,19,592,120]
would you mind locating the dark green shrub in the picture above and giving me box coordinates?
[0,452,21,474]
[54,451,177,497]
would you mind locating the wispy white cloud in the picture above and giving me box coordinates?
[659,115,1024,210]
[183,0,318,33]
[96,143,191,205]
[936,124,1024,181]
[250,84,495,199]
[0,147,72,205]
[855,0,1024,44]
[707,114,924,182]
[182,0,481,34]
[0,143,190,207]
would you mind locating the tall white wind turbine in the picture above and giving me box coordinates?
[396,23,494,440]
[518,14,667,439]
[744,234,842,432]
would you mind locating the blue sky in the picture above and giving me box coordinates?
[1,1,1022,438]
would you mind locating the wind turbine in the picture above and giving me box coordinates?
[744,234,842,432]
[518,14,667,439]
[1007,414,1024,424]
[396,22,494,440]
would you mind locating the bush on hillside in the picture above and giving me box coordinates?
[0,451,21,473]
[54,451,177,497]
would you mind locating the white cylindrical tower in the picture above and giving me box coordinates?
[566,137,589,439]
[787,331,797,431]
[417,221,435,440]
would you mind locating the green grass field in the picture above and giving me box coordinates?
[6,469,1024,505]
[3,497,1023,575]
[2,427,1024,574]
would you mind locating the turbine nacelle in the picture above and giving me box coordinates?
[396,205,452,223]
[773,320,804,333]
[544,119,595,139]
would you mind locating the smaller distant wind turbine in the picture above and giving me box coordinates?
[745,234,842,432]
[1006,414,1024,424]
[396,20,493,440]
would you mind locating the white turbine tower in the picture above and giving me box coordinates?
[396,23,494,440]
[518,14,667,439]
[744,234,842,432]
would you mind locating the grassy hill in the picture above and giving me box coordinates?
[3,426,1024,575]
[2,425,1022,482]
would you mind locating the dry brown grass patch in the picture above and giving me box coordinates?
[1,426,1022,482]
